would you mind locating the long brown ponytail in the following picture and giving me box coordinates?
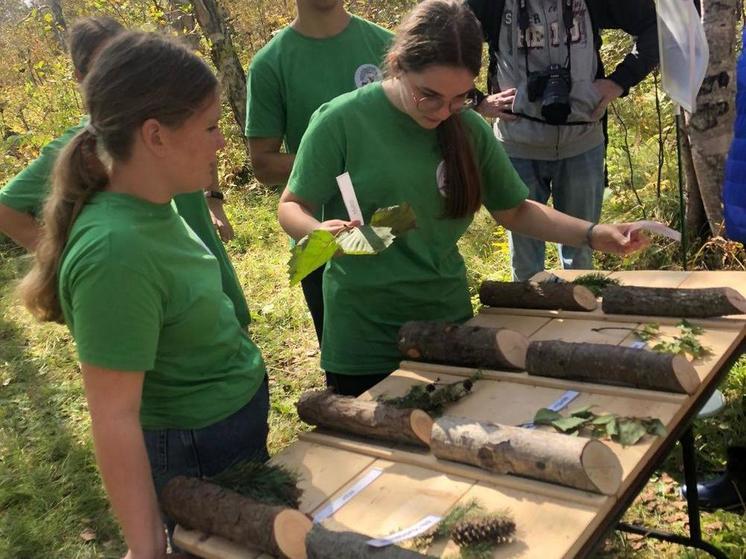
[20,31,218,323]
[386,0,484,218]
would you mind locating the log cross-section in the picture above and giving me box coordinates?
[480,281,598,311]
[430,416,623,495]
[525,340,700,394]
[601,286,746,317]
[161,476,311,559]
[398,321,528,370]
[296,390,433,447]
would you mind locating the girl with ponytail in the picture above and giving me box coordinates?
[21,31,269,557]
[278,0,648,397]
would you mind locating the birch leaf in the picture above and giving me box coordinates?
[287,230,338,286]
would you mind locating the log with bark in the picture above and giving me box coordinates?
[161,476,311,559]
[525,340,700,394]
[398,321,528,370]
[480,281,598,311]
[296,390,433,447]
[429,416,622,495]
[306,524,429,559]
[601,285,746,317]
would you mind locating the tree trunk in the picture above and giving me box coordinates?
[683,0,740,236]
[160,476,311,559]
[191,0,248,144]
[479,281,598,312]
[601,285,746,317]
[44,0,67,50]
[525,340,700,394]
[430,416,622,495]
[165,0,201,50]
[296,390,433,447]
[306,525,429,559]
[398,321,528,370]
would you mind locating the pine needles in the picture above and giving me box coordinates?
[210,460,302,508]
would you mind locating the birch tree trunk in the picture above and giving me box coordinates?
[44,0,67,51]
[191,0,248,145]
[683,0,740,237]
[165,0,201,50]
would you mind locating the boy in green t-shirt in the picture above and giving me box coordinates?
[278,0,649,397]
[0,17,251,328]
[246,0,392,345]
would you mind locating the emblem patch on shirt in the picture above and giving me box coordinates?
[354,64,383,88]
[436,160,447,197]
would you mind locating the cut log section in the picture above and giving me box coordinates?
[296,390,433,447]
[161,476,311,559]
[601,285,746,317]
[480,281,598,311]
[525,340,700,394]
[398,321,528,370]
[430,415,622,495]
[306,524,429,558]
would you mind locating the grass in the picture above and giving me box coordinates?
[0,182,745,557]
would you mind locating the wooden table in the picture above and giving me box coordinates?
[175,271,746,559]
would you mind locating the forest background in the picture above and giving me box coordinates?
[0,0,745,557]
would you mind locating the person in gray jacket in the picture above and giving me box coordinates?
[467,0,658,280]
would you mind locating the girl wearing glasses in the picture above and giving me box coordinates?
[278,0,646,397]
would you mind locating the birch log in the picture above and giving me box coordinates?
[398,321,528,370]
[525,340,700,394]
[430,416,622,495]
[306,525,429,558]
[601,286,746,317]
[296,390,433,447]
[161,476,311,559]
[480,281,598,311]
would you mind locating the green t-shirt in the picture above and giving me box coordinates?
[289,83,529,375]
[59,192,266,430]
[0,120,250,328]
[246,15,392,155]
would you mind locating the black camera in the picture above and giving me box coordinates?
[526,64,572,125]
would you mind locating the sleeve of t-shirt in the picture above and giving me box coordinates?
[245,55,286,139]
[68,261,163,372]
[0,126,81,215]
[287,104,346,207]
[463,111,529,212]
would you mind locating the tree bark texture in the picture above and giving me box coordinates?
[296,390,433,447]
[683,0,740,236]
[165,0,201,49]
[601,285,746,317]
[398,321,528,370]
[480,281,598,311]
[525,340,700,394]
[192,0,248,144]
[306,524,429,559]
[161,476,311,559]
[430,416,622,495]
[45,0,67,50]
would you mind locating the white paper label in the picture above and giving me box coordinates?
[628,220,682,242]
[312,468,383,523]
[336,172,364,224]
[366,515,443,547]
[521,390,580,429]
[630,340,647,349]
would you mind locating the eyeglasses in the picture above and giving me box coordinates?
[402,75,476,114]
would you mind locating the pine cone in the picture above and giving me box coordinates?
[451,515,516,547]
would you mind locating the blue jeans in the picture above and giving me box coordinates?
[508,143,605,281]
[143,377,270,534]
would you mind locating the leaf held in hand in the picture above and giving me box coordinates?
[370,202,417,235]
[336,225,395,255]
[288,230,338,286]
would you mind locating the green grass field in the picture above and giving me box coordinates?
[0,185,744,558]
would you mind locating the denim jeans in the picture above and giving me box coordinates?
[508,143,605,281]
[143,376,270,535]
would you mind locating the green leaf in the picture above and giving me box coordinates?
[644,418,667,437]
[533,408,562,425]
[616,419,648,446]
[370,203,417,235]
[569,405,594,418]
[591,414,616,425]
[605,418,619,438]
[287,230,338,286]
[336,225,394,255]
[551,416,589,433]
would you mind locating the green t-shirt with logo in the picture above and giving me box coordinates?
[289,83,529,376]
[59,192,266,430]
[246,15,392,155]
[0,120,250,328]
